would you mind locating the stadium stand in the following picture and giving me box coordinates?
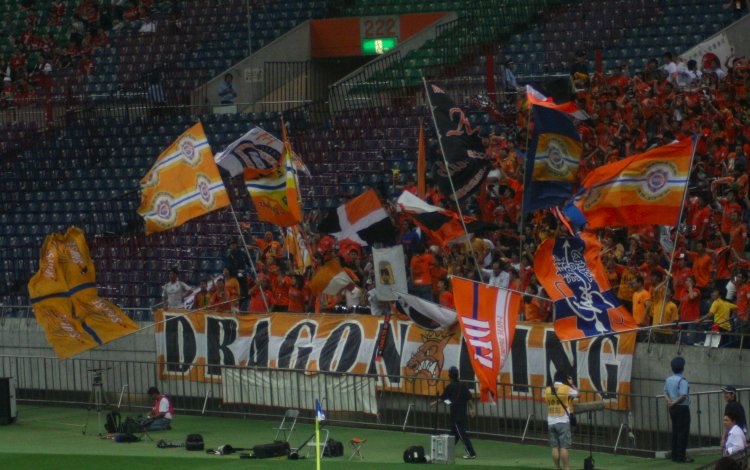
[2,2,750,467]
[0,0,746,326]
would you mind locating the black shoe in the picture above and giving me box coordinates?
[675,458,694,463]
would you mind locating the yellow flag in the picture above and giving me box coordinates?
[138,122,230,234]
[28,228,138,359]
[28,235,98,359]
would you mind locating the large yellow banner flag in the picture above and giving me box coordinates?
[138,122,230,234]
[28,234,98,359]
[28,228,138,359]
[62,227,138,344]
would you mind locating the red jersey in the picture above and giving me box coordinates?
[719,199,742,234]
[249,288,272,313]
[736,284,750,319]
[438,291,455,309]
[679,287,701,321]
[410,253,436,285]
[287,286,306,313]
[688,205,711,240]
[272,275,292,307]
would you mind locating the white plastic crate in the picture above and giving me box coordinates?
[431,434,455,464]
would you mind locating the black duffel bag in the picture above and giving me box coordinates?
[185,434,204,451]
[252,440,290,458]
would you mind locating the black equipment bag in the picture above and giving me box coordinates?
[105,410,122,433]
[403,445,427,463]
[122,416,142,434]
[252,440,290,458]
[323,439,344,457]
[185,434,205,451]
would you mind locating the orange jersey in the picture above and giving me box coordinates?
[410,253,436,285]
[287,286,306,313]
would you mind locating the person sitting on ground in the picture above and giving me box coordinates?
[140,386,173,431]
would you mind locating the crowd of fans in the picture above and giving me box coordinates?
[0,0,177,108]
[159,44,750,347]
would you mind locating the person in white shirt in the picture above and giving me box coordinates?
[706,57,727,80]
[139,15,157,34]
[723,412,746,456]
[344,282,365,311]
[162,268,192,308]
[481,261,510,288]
[684,60,703,86]
[662,52,678,84]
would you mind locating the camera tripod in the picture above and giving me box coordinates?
[83,368,110,435]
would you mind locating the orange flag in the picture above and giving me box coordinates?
[451,277,521,402]
[567,138,694,230]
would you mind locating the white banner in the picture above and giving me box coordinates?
[373,246,408,301]
[222,368,378,415]
[680,32,732,70]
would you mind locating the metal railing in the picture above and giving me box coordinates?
[0,354,737,456]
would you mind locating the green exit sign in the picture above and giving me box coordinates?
[361,37,397,55]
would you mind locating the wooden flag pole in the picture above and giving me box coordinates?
[421,76,485,282]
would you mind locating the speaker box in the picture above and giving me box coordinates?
[0,377,17,425]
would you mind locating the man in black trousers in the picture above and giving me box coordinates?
[664,357,693,463]
[431,366,477,459]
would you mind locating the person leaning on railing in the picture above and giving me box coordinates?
[701,288,738,347]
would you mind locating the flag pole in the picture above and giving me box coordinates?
[417,117,426,198]
[97,298,244,347]
[555,319,712,343]
[517,102,533,260]
[227,203,272,313]
[652,136,698,331]
[315,401,322,470]
[421,76,485,282]
[447,275,549,301]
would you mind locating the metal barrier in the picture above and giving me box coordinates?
[0,353,735,456]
